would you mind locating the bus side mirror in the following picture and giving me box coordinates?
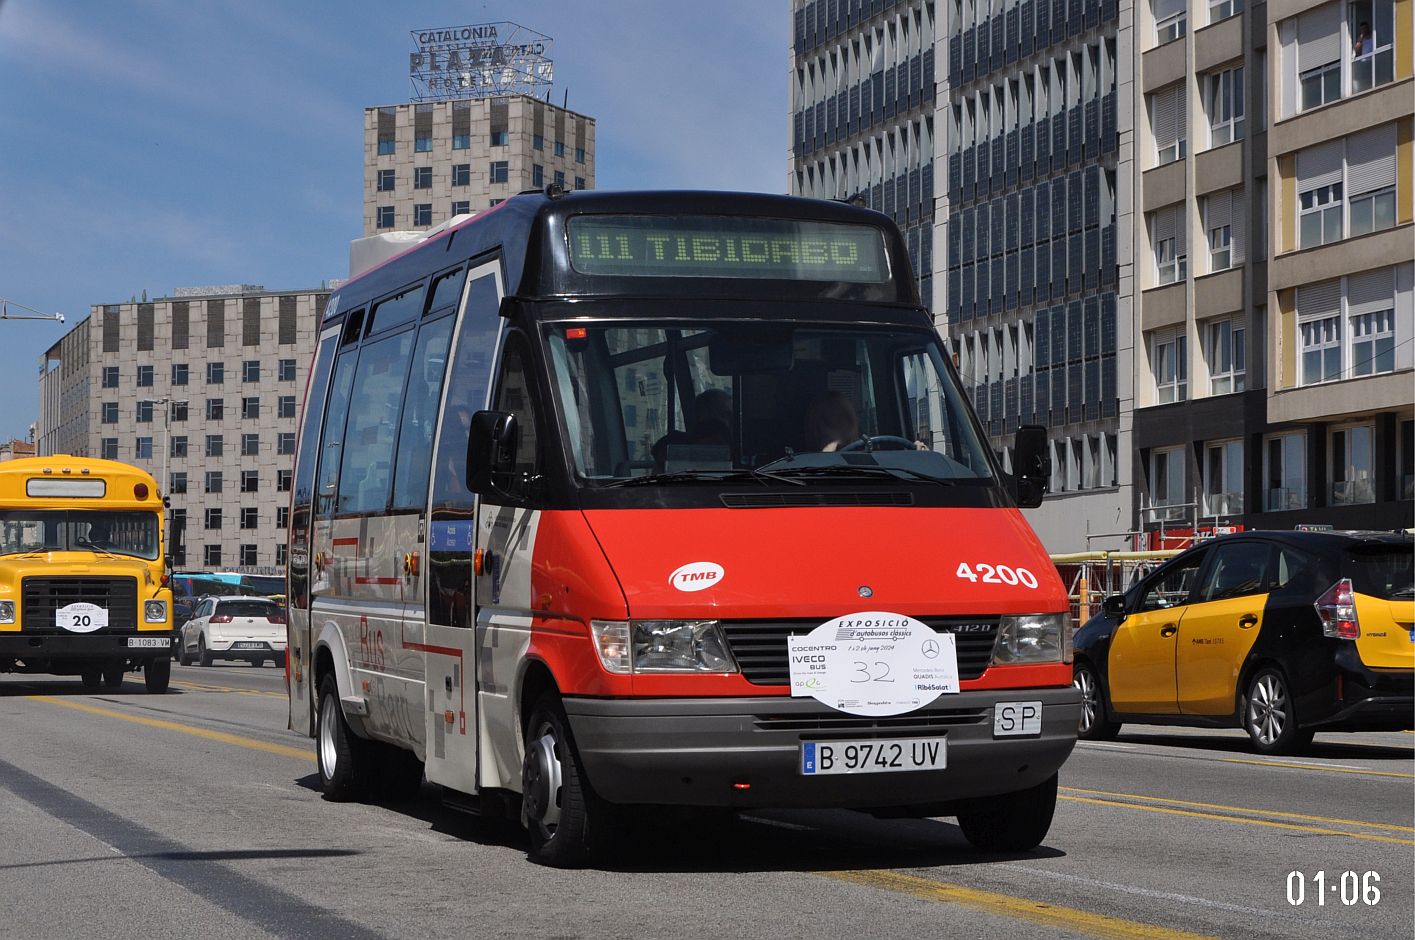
[1103,594,1127,618]
[167,514,186,573]
[1012,424,1050,509]
[467,410,518,496]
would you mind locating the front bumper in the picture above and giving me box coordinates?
[564,687,1081,809]
[0,630,178,664]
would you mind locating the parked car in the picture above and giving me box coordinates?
[179,596,288,668]
[1072,530,1413,754]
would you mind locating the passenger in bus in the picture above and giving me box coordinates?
[804,390,860,452]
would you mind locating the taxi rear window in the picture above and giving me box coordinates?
[1344,546,1414,600]
[218,600,280,618]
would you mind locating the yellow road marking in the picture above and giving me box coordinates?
[171,679,284,699]
[1061,786,1414,833]
[1060,795,1414,845]
[28,695,315,763]
[1219,757,1414,779]
[825,870,1218,940]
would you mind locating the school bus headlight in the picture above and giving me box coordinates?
[144,600,168,623]
[991,614,1070,665]
[0,601,13,624]
[589,620,738,674]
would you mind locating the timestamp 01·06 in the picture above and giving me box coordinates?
[1286,871,1381,906]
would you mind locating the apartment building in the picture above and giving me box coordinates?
[363,96,596,236]
[36,287,328,571]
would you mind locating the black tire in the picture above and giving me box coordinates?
[102,665,125,689]
[178,643,192,667]
[372,743,425,802]
[1244,667,1314,756]
[522,693,620,867]
[251,657,265,668]
[198,636,213,668]
[80,670,101,691]
[1073,660,1120,741]
[316,674,369,801]
[144,657,171,693]
[275,652,287,669]
[957,773,1058,853]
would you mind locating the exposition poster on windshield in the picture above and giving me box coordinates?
[787,612,959,717]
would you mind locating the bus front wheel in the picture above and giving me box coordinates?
[957,773,1058,853]
[144,657,171,693]
[522,693,619,868]
[317,675,369,802]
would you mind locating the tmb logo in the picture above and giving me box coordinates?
[669,561,725,592]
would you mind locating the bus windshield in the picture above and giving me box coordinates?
[0,509,160,560]
[546,322,996,485]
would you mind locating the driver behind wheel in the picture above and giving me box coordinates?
[804,390,859,452]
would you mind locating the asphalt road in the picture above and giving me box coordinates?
[1,664,1410,940]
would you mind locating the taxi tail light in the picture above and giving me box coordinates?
[210,614,233,624]
[266,610,288,625]
[1315,578,1360,639]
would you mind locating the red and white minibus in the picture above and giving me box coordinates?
[287,189,1080,866]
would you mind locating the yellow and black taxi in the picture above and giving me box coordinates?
[1072,530,1413,754]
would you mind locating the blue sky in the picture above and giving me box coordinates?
[0,0,788,441]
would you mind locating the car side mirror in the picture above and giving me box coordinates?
[467,410,518,496]
[1102,594,1126,617]
[1011,424,1050,509]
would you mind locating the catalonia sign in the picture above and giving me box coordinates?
[409,22,554,101]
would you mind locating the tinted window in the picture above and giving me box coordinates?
[428,267,467,314]
[1345,545,1414,600]
[391,316,454,509]
[337,330,415,513]
[1200,542,1274,602]
[1139,550,1208,610]
[430,272,501,514]
[316,353,359,516]
[494,338,541,478]
[217,600,279,619]
[370,284,425,335]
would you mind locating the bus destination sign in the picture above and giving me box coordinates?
[568,216,889,282]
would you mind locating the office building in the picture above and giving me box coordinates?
[37,287,328,571]
[363,97,596,236]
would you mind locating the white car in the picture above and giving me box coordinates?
[179,596,288,667]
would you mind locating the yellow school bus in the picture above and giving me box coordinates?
[0,456,176,691]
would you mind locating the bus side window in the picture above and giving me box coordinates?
[335,329,416,514]
[493,336,542,480]
[391,315,454,509]
[431,270,501,513]
[316,352,360,516]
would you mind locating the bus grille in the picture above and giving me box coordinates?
[22,577,139,633]
[721,617,999,686]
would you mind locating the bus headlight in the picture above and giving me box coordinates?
[991,613,1071,665]
[144,600,168,623]
[590,620,738,674]
[0,601,14,624]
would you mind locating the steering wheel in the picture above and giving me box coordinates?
[839,435,917,452]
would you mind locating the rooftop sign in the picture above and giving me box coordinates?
[409,22,553,101]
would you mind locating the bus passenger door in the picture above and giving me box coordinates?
[424,260,503,796]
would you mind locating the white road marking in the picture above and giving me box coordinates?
[1244,757,1363,770]
[1077,741,1135,750]
[996,863,1284,919]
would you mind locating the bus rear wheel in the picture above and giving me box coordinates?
[522,693,619,868]
[957,773,1058,853]
[144,657,171,693]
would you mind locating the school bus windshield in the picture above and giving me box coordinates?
[0,509,161,560]
[546,322,997,484]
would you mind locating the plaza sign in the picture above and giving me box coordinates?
[409,22,554,101]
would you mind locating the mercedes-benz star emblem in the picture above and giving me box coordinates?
[921,638,940,659]
[857,585,873,598]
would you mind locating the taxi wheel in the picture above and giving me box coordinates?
[144,657,171,693]
[1244,667,1314,755]
[522,693,620,868]
[198,636,214,668]
[317,674,369,802]
[958,773,1058,852]
[102,665,124,689]
[80,670,101,691]
[1073,661,1120,741]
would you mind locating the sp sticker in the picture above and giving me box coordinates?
[669,561,724,592]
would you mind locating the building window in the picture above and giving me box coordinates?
[532,164,544,188]
[451,200,470,216]
[135,400,153,423]
[277,395,296,419]
[1264,432,1307,510]
[1205,319,1247,395]
[452,131,470,150]
[553,170,565,189]
[1151,328,1189,404]
[1299,313,1342,385]
[1400,419,1414,500]
[377,138,395,156]
[206,361,223,385]
[277,469,292,492]
[241,434,260,458]
[205,471,223,495]
[204,545,222,567]
[1150,205,1187,286]
[1154,0,1187,44]
[575,147,586,164]
[240,544,258,566]
[242,397,260,419]
[1350,0,1395,93]
[206,398,224,420]
[101,402,118,424]
[1330,424,1375,504]
[414,133,432,153]
[1209,224,1232,271]
[1203,189,1245,273]
[1205,67,1244,147]
[205,434,224,458]
[1346,124,1399,239]
[376,169,395,192]
[278,359,296,381]
[171,363,188,386]
[1209,0,1243,23]
[243,360,260,382]
[414,204,432,227]
[171,400,188,421]
[1150,447,1187,520]
[277,506,289,529]
[100,438,118,459]
[169,472,187,495]
[135,436,153,460]
[1203,439,1244,516]
[171,435,188,458]
[1292,3,1344,113]
[489,161,508,183]
[241,507,258,529]
[1299,181,1343,248]
[489,198,503,208]
[490,130,508,146]
[1349,186,1396,238]
[377,206,394,229]
[101,366,119,388]
[414,166,432,189]
[533,133,544,150]
[241,469,260,493]
[575,177,586,191]
[277,432,296,455]
[204,507,222,529]
[1350,307,1395,376]
[276,545,286,566]
[452,163,471,187]
[1149,84,1186,166]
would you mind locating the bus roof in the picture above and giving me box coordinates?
[0,455,162,509]
[327,189,920,317]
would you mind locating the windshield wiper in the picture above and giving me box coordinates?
[763,464,955,486]
[602,469,804,488]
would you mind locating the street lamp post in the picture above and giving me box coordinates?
[139,398,186,553]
